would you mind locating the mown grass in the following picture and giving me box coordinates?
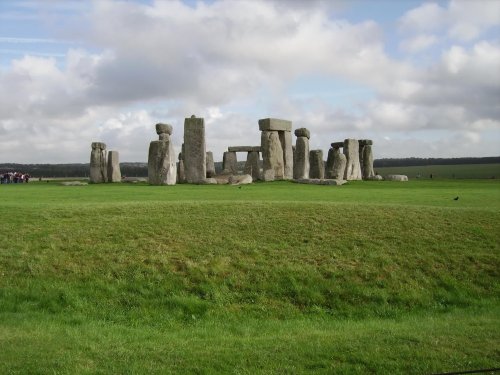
[0,180,499,373]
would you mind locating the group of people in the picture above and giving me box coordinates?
[1,172,31,184]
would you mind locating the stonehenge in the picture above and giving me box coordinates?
[222,151,238,175]
[206,151,215,178]
[359,139,375,179]
[259,118,293,181]
[90,142,107,183]
[148,123,176,185]
[183,115,206,184]
[343,139,362,181]
[309,150,324,179]
[293,128,310,180]
[325,142,346,180]
[88,114,381,187]
[107,151,121,182]
[225,146,261,181]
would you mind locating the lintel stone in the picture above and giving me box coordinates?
[331,142,344,148]
[228,146,262,152]
[258,118,292,132]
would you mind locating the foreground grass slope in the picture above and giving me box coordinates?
[1,180,499,374]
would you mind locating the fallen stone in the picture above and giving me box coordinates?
[368,175,384,181]
[385,174,408,181]
[294,178,347,186]
[60,181,88,186]
[228,174,253,185]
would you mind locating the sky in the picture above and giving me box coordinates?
[0,0,499,163]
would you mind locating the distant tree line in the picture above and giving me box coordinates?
[373,157,500,168]
[1,157,498,177]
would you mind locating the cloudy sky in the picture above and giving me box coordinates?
[1,0,499,163]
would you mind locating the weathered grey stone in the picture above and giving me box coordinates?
[122,177,147,183]
[148,138,176,185]
[295,178,347,186]
[325,147,335,179]
[343,139,362,180]
[293,135,309,179]
[229,174,253,185]
[206,151,215,178]
[331,142,344,148]
[184,116,206,183]
[107,151,121,182]
[228,146,261,152]
[362,144,375,179]
[280,130,293,179]
[258,118,292,132]
[90,142,107,183]
[309,149,324,179]
[60,181,88,186]
[177,159,185,183]
[222,151,238,175]
[294,128,310,139]
[156,123,173,136]
[369,175,384,181]
[332,148,347,180]
[261,131,284,181]
[244,151,261,181]
[385,174,408,181]
[203,178,218,184]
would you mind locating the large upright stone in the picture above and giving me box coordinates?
[330,143,347,180]
[309,150,324,179]
[244,151,261,181]
[293,128,310,179]
[177,152,185,184]
[107,151,121,182]
[261,131,284,181]
[280,130,293,179]
[360,140,375,179]
[222,151,238,175]
[184,115,206,183]
[90,142,107,183]
[343,139,362,180]
[206,151,215,178]
[148,123,176,185]
[259,118,293,181]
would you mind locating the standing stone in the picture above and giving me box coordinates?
[330,142,347,180]
[259,118,292,181]
[325,148,335,179]
[244,151,261,181]
[90,142,107,183]
[184,115,206,183]
[148,123,176,185]
[261,130,284,181]
[293,128,310,180]
[177,152,185,184]
[222,151,238,175]
[361,140,375,179]
[206,151,215,178]
[309,150,324,179]
[107,151,121,182]
[280,130,293,179]
[343,139,362,180]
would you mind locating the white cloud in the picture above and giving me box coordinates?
[0,0,499,163]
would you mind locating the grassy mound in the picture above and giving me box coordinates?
[1,180,499,373]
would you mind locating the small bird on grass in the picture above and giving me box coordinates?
[453,196,459,201]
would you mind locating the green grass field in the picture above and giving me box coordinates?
[1,180,499,374]
[375,163,500,179]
